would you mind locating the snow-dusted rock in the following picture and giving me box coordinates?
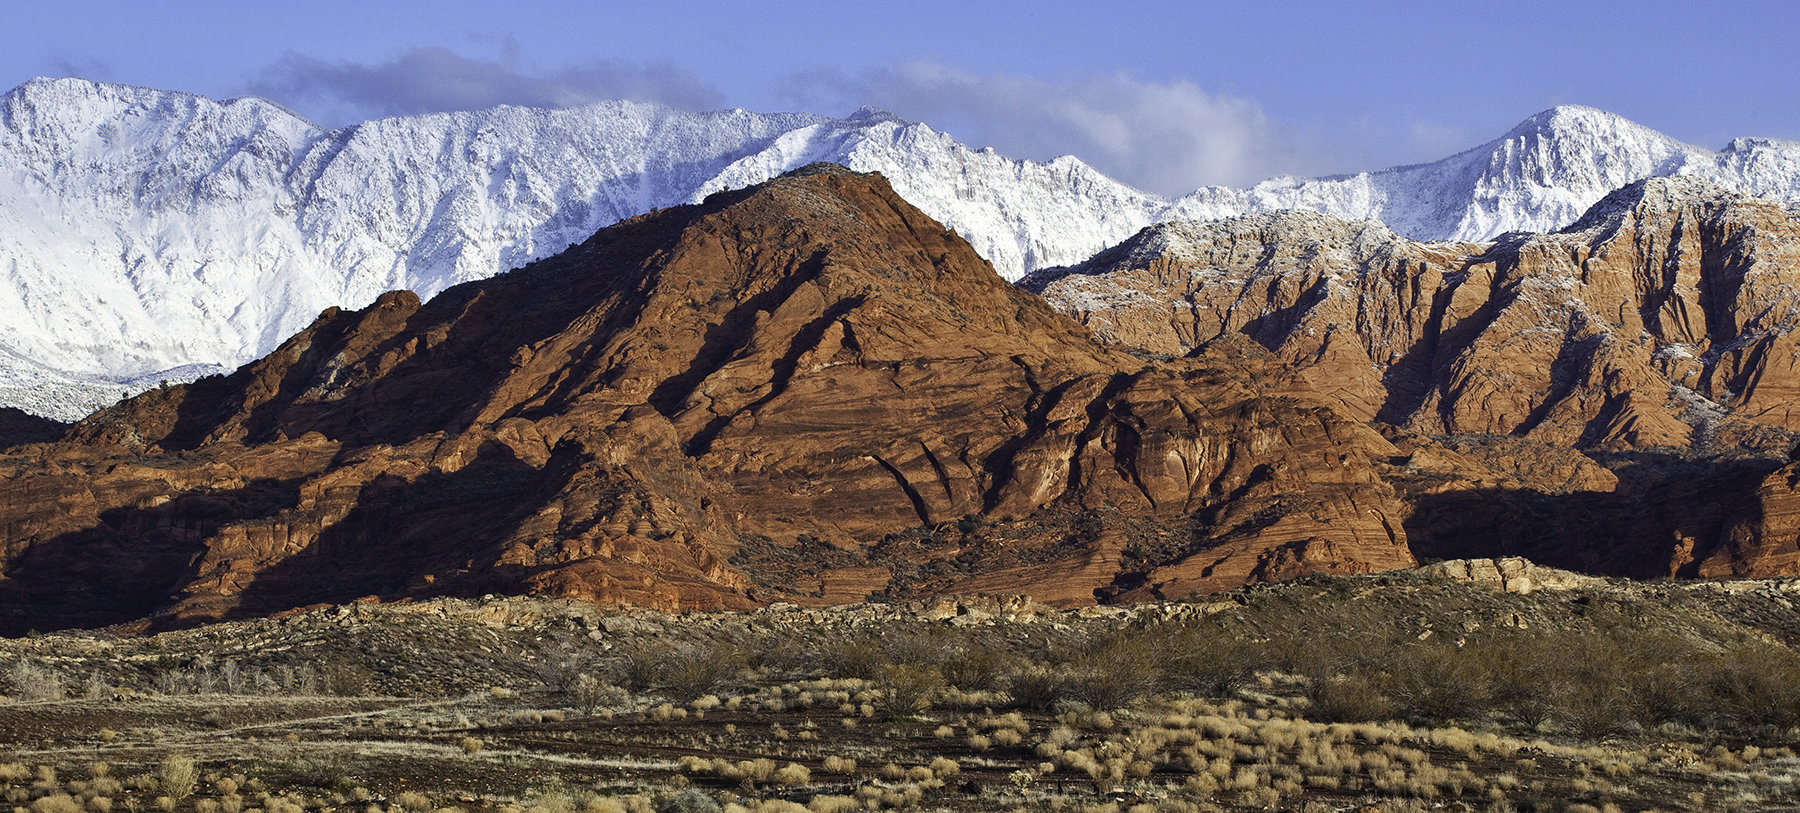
[2,78,1797,420]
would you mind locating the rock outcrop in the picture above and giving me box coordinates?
[0,165,1414,633]
[1027,178,1800,580]
[1027,177,1800,453]
[1416,557,1608,594]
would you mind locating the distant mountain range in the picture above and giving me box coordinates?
[4,77,1799,419]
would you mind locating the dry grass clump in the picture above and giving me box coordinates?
[31,795,83,813]
[156,758,196,802]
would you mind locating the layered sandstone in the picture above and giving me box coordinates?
[0,165,1413,633]
[1028,177,1800,453]
[1026,178,1800,581]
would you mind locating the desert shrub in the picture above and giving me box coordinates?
[271,664,321,695]
[616,642,743,702]
[569,674,626,715]
[772,763,810,787]
[31,795,82,813]
[158,757,197,801]
[818,637,887,681]
[82,673,112,700]
[1555,682,1640,741]
[1477,638,1562,728]
[940,647,1012,692]
[658,791,719,813]
[321,663,372,697]
[1701,646,1800,729]
[877,664,943,716]
[740,632,807,674]
[393,793,432,812]
[881,628,954,668]
[534,637,602,694]
[1162,630,1260,698]
[1627,661,1700,728]
[524,787,575,813]
[1383,645,1492,723]
[1007,665,1068,710]
[1306,673,1396,723]
[8,661,64,702]
[461,737,483,756]
[1061,632,1166,709]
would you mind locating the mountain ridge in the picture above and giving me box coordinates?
[0,165,1415,632]
[5,78,1800,420]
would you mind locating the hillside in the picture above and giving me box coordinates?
[0,165,1412,634]
[1029,177,1800,580]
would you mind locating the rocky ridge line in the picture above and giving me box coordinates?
[6,80,1800,420]
[0,165,1414,634]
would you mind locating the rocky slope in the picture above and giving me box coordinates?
[0,165,1414,634]
[6,78,1800,421]
[1028,177,1800,581]
[1030,176,1800,452]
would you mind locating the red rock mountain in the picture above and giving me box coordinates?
[1029,176,1800,453]
[0,165,1413,633]
[1029,177,1800,580]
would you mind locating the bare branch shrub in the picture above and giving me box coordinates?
[8,660,64,702]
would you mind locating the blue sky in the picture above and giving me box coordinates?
[5,0,1796,196]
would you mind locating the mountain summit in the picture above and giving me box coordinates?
[3,80,1798,420]
[0,166,1412,633]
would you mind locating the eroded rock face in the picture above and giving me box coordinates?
[0,165,1412,632]
[1026,178,1800,581]
[1027,177,1800,454]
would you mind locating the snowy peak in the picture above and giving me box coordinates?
[3,78,1800,422]
[0,78,1172,419]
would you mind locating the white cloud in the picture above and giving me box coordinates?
[788,62,1313,196]
[245,47,724,126]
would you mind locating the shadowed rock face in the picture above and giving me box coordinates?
[0,165,1412,633]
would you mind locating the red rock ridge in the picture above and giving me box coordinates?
[0,165,1412,633]
[1028,177,1800,453]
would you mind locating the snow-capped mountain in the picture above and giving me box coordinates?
[1167,106,1800,239]
[2,77,1798,420]
[0,78,1166,418]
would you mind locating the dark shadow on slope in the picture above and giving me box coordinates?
[222,442,544,624]
[0,476,304,636]
[1374,252,1509,426]
[1401,452,1782,578]
[0,407,69,448]
[677,289,865,459]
